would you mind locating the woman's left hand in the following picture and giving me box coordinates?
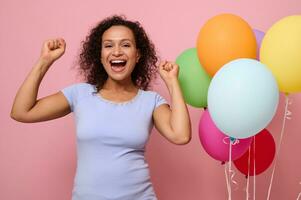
[158,61,179,84]
[154,60,191,145]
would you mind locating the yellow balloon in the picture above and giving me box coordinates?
[260,15,301,93]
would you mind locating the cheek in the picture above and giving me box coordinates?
[128,50,139,61]
[100,51,108,63]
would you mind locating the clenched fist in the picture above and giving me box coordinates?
[40,38,66,65]
[159,60,179,84]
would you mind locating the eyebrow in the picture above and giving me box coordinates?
[102,39,133,43]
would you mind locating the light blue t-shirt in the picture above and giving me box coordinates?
[61,83,168,200]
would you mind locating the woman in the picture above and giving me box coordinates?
[11,15,191,200]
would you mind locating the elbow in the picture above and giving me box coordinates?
[10,110,18,120]
[10,111,21,122]
[173,134,191,145]
[10,111,28,123]
[172,126,192,145]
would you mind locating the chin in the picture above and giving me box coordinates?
[109,74,131,82]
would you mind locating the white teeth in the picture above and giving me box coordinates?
[111,60,126,64]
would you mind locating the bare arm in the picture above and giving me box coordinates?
[153,61,191,145]
[10,38,71,123]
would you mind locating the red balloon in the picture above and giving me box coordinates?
[233,129,275,176]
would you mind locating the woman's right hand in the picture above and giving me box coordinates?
[39,38,66,65]
[10,38,70,123]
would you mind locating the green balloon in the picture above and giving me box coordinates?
[176,48,211,108]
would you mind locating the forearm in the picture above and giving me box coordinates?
[166,78,191,141]
[11,59,51,117]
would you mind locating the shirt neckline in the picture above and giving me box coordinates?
[96,89,142,105]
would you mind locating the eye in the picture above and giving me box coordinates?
[103,44,112,48]
[122,43,131,47]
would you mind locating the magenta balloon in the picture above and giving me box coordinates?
[198,110,253,161]
[253,29,265,59]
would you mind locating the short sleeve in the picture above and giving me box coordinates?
[154,93,169,108]
[61,84,77,112]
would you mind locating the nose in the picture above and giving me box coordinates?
[112,46,123,56]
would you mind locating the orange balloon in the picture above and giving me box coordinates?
[196,14,257,76]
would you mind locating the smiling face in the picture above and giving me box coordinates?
[101,25,140,83]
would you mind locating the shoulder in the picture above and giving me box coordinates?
[62,82,95,93]
[140,90,161,100]
[140,90,158,97]
[139,90,168,109]
[61,82,96,101]
[69,82,95,90]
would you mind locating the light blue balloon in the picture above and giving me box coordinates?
[208,58,279,139]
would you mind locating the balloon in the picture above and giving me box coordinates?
[233,129,276,176]
[253,29,265,59]
[208,58,279,139]
[176,48,211,108]
[260,15,301,93]
[196,13,257,76]
[198,110,252,161]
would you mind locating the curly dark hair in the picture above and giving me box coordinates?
[77,15,158,92]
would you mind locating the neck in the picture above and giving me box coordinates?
[102,77,137,92]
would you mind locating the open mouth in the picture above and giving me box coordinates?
[110,60,127,72]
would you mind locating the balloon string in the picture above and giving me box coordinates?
[267,94,290,200]
[227,139,240,200]
[228,142,232,200]
[223,137,240,145]
[297,182,301,200]
[229,139,239,191]
[246,147,251,200]
[230,168,238,190]
[286,98,293,120]
[253,136,256,200]
[246,146,251,200]
[225,164,231,199]
[223,137,240,199]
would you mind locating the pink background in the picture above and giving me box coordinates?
[1,0,301,199]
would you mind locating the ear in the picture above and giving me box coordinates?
[100,55,105,65]
[136,50,141,63]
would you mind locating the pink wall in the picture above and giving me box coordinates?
[1,0,301,199]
